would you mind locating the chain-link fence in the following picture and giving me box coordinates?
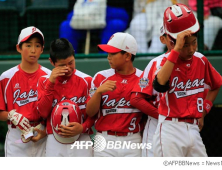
[0,0,221,55]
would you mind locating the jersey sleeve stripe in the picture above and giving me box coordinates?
[75,70,92,95]
[165,92,170,117]
[75,69,91,78]
[0,66,19,80]
[92,69,115,87]
[135,68,143,77]
[2,66,19,104]
[99,69,115,78]
[40,66,52,75]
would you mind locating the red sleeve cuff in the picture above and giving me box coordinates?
[82,123,87,133]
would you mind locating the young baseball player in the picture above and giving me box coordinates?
[152,3,222,157]
[86,32,143,157]
[130,23,174,157]
[0,26,51,157]
[37,38,94,157]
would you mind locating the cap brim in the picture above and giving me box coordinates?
[98,44,122,53]
[166,20,200,39]
[52,127,80,144]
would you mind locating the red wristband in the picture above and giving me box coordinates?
[167,49,180,64]
[203,100,213,114]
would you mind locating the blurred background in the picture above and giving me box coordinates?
[0,0,222,157]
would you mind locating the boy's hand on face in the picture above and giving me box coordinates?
[49,66,68,83]
[97,80,117,94]
[174,30,193,53]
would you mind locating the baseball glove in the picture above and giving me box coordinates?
[8,109,32,131]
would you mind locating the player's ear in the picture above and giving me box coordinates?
[16,44,21,53]
[160,36,166,44]
[49,58,55,67]
[41,46,44,54]
[125,52,132,61]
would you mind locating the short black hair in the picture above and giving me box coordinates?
[19,33,44,49]
[50,38,75,64]
[120,51,135,62]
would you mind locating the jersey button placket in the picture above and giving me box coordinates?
[61,84,66,97]
[28,78,32,88]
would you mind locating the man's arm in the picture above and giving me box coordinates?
[37,66,69,118]
[37,78,55,119]
[0,77,8,121]
[0,110,9,121]
[198,88,220,131]
[155,30,193,86]
[86,80,116,117]
[130,92,159,119]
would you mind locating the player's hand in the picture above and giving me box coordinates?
[96,80,117,94]
[8,110,32,132]
[49,66,69,83]
[198,117,204,132]
[31,125,47,142]
[198,110,207,132]
[58,122,83,138]
[21,127,34,143]
[174,30,193,53]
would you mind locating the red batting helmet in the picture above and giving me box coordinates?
[163,3,200,39]
[51,100,82,144]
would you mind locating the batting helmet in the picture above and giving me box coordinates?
[51,100,82,144]
[163,3,200,39]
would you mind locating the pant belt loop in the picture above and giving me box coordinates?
[115,131,117,136]
[194,119,197,125]
[172,118,178,122]
[128,132,133,136]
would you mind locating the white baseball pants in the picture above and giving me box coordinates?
[94,132,142,157]
[153,115,207,157]
[142,116,158,157]
[5,125,46,157]
[45,133,93,157]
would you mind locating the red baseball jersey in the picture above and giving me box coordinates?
[0,64,51,121]
[89,68,143,133]
[155,52,222,118]
[132,53,168,108]
[37,69,93,134]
